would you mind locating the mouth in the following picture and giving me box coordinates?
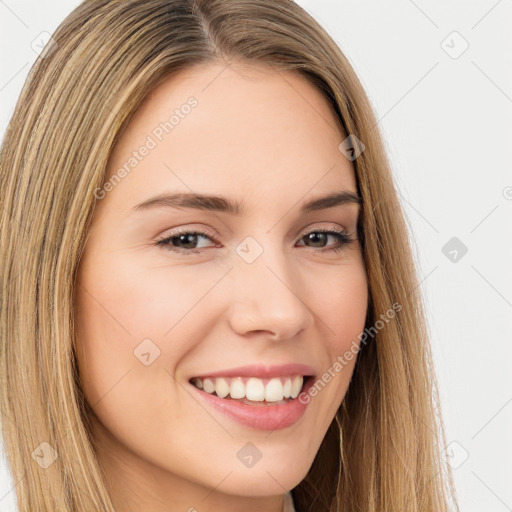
[188,375,314,406]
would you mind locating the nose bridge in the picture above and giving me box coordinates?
[227,237,313,338]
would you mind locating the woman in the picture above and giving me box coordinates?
[0,1,459,511]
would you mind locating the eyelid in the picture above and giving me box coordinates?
[297,222,348,237]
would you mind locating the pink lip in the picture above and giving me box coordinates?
[191,363,316,380]
[189,376,315,431]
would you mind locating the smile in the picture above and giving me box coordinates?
[188,375,315,430]
[190,375,306,404]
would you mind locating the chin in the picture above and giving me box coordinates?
[218,458,310,496]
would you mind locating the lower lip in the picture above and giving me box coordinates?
[189,377,314,431]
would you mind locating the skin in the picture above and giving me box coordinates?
[74,59,368,512]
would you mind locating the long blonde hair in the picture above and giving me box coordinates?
[0,0,459,510]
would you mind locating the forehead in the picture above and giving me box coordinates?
[102,60,356,213]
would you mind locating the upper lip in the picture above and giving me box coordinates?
[191,363,316,380]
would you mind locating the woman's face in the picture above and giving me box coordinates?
[75,60,368,511]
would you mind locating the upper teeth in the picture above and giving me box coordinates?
[192,376,304,402]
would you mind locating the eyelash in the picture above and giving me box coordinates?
[154,226,356,256]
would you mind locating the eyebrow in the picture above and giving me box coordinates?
[132,190,362,215]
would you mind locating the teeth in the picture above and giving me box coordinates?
[191,375,305,403]
[283,378,292,398]
[214,377,230,399]
[290,376,302,399]
[203,378,215,394]
[246,377,265,401]
[265,378,284,401]
[230,377,245,399]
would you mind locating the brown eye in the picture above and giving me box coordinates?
[156,228,218,254]
[298,229,355,253]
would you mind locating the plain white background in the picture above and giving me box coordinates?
[1,1,511,511]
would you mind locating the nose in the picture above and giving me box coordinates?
[226,249,314,341]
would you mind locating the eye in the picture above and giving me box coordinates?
[296,227,356,254]
[155,226,357,256]
[155,227,219,255]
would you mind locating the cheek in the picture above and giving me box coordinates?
[73,265,184,459]
[73,250,224,408]
[74,258,192,368]
[82,250,228,339]
[73,254,242,487]
[303,262,368,411]
[311,260,368,346]
[73,252,164,413]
